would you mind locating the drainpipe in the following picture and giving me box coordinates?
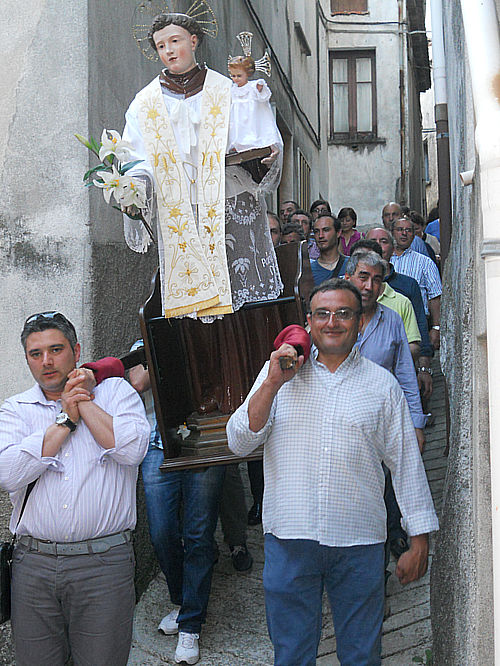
[460,0,500,662]
[398,0,407,204]
[429,0,452,265]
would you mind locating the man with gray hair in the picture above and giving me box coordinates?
[344,252,426,449]
[382,202,430,258]
[345,252,427,564]
[365,227,434,400]
[0,312,150,666]
[391,217,442,352]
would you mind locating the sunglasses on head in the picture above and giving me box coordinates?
[24,311,76,335]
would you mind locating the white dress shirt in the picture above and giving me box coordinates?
[227,347,438,547]
[0,378,149,542]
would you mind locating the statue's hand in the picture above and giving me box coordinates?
[261,144,279,166]
[122,204,140,218]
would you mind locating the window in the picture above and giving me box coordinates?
[297,150,311,211]
[329,50,377,142]
[331,0,368,14]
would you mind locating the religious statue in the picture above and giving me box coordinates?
[106,2,289,414]
[123,5,284,322]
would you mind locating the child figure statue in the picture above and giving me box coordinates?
[227,33,282,155]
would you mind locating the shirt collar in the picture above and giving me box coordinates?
[357,303,383,343]
[379,282,396,300]
[160,64,207,98]
[17,383,60,406]
[311,344,361,372]
[392,247,414,259]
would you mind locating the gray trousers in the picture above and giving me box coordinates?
[11,541,135,666]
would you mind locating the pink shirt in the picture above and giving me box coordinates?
[339,230,362,256]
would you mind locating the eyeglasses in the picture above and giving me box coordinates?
[311,307,361,322]
[24,311,76,335]
[393,227,413,234]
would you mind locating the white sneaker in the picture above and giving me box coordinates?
[174,631,200,664]
[158,608,179,635]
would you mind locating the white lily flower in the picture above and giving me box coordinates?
[117,178,147,209]
[98,129,134,163]
[93,166,127,204]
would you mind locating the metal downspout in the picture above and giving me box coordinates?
[429,0,452,265]
[398,0,407,203]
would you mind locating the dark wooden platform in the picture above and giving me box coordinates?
[132,240,313,471]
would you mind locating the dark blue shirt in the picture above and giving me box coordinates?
[385,265,433,357]
[310,256,349,285]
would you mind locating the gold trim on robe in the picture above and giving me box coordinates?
[136,70,232,318]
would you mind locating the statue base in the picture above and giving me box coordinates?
[181,411,231,455]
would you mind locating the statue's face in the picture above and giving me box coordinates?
[153,24,198,74]
[230,67,248,87]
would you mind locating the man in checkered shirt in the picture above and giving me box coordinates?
[227,279,438,665]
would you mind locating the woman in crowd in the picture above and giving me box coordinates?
[338,206,362,256]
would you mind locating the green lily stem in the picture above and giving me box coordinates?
[137,211,155,242]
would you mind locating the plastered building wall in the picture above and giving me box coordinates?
[0,0,91,399]
[430,1,494,663]
[321,0,427,225]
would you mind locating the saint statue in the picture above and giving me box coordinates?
[123,10,283,321]
[122,8,286,413]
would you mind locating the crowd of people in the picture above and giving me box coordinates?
[0,198,442,666]
[269,198,441,410]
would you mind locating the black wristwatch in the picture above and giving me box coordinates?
[417,367,434,376]
[55,411,77,432]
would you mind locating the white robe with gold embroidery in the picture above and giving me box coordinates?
[123,68,283,320]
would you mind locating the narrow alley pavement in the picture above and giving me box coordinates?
[129,357,447,665]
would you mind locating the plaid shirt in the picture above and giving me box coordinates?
[227,347,438,546]
[391,248,442,314]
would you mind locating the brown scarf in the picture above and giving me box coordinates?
[160,64,207,98]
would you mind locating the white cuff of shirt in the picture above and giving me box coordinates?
[402,510,439,537]
[20,435,65,472]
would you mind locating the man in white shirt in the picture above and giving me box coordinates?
[0,312,149,666]
[227,280,438,665]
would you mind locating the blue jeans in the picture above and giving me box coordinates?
[141,446,225,633]
[263,535,384,666]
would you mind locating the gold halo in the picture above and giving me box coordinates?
[132,0,218,61]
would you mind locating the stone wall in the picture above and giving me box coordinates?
[430,1,494,662]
